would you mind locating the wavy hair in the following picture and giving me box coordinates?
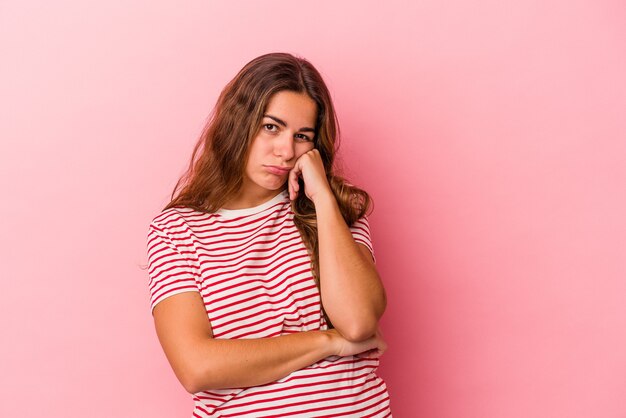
[164,52,372,328]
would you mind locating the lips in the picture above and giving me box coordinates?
[264,165,291,175]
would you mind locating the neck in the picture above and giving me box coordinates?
[222,188,285,210]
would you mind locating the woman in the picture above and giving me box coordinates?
[146,52,392,417]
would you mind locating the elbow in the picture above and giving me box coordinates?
[181,370,202,394]
[343,301,386,343]
[183,381,199,395]
[177,342,220,394]
[178,361,211,394]
[181,356,222,394]
[341,318,379,342]
[181,382,201,395]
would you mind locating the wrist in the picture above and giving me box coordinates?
[320,329,340,356]
[311,188,335,208]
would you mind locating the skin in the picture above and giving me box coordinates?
[152,90,387,393]
[289,149,388,342]
[226,89,387,342]
[222,90,317,209]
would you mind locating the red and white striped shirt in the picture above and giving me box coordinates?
[146,189,392,417]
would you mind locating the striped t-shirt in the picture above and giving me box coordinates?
[146,189,392,417]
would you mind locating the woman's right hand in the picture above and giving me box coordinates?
[325,328,388,359]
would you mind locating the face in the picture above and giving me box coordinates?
[240,90,317,205]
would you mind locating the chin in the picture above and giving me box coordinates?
[262,185,282,192]
[255,178,287,192]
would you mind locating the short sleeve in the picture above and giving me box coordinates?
[146,221,200,315]
[349,215,376,264]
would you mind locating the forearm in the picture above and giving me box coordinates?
[314,192,387,341]
[189,330,334,393]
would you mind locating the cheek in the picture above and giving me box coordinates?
[253,139,274,157]
[246,141,267,164]
[295,143,315,158]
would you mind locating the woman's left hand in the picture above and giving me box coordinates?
[287,149,332,204]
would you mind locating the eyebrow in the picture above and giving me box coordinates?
[263,114,316,133]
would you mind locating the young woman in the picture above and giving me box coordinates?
[146,52,392,417]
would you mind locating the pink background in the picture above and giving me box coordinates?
[1,1,625,417]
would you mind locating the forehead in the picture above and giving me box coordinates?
[265,91,317,124]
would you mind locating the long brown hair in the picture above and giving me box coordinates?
[164,52,372,327]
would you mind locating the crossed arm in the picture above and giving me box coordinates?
[151,192,388,393]
[314,192,387,341]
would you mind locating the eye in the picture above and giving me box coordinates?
[263,123,278,132]
[295,133,312,142]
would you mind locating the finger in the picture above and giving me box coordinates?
[356,349,380,359]
[289,172,296,200]
[288,165,299,200]
[292,172,299,195]
[355,349,373,358]
[293,163,302,193]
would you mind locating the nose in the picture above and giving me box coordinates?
[273,132,295,161]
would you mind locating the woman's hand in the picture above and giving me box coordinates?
[325,328,388,359]
[287,149,332,204]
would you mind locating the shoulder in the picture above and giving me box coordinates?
[149,206,214,233]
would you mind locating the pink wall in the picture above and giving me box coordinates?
[1,1,625,417]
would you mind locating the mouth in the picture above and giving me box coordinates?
[264,165,291,175]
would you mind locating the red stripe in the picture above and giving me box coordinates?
[151,284,198,307]
[201,264,315,312]
[331,391,391,417]
[147,250,198,280]
[207,203,290,230]
[206,272,311,303]
[200,247,308,288]
[194,224,298,259]
[197,233,302,269]
[220,380,387,417]
[230,317,321,339]
[198,370,378,405]
[359,396,393,418]
[147,205,390,416]
[192,402,213,417]
[192,215,293,247]
[218,303,320,337]
[217,373,380,412]
[215,298,320,329]
[149,269,197,295]
[209,290,315,328]
[208,279,316,319]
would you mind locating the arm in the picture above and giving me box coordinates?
[314,192,387,342]
[152,291,382,394]
[285,149,387,343]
